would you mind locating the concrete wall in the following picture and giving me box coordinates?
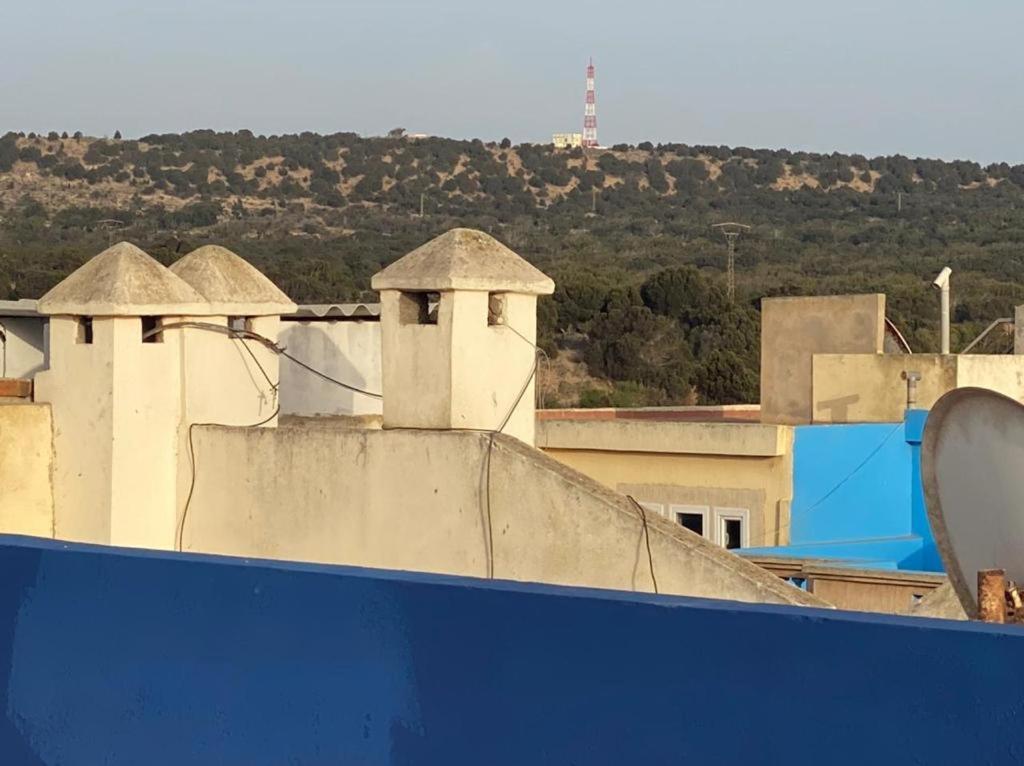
[380,290,537,444]
[34,316,183,549]
[0,535,1021,765]
[181,423,819,607]
[537,419,794,546]
[0,316,47,379]
[813,353,1024,423]
[180,315,281,428]
[279,319,382,417]
[0,405,53,537]
[761,294,885,424]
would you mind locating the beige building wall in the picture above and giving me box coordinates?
[279,319,382,417]
[35,316,116,543]
[537,419,795,547]
[380,290,537,443]
[0,316,47,379]
[811,353,1024,423]
[180,315,281,427]
[34,316,184,548]
[761,294,885,424]
[0,403,54,537]
[178,424,821,607]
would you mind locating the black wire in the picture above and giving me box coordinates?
[480,324,542,579]
[485,432,496,579]
[151,320,382,399]
[177,405,281,552]
[276,349,383,399]
[627,495,660,594]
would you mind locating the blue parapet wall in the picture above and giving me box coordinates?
[0,535,1019,765]
[744,409,942,571]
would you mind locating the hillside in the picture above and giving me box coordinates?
[3,129,1024,406]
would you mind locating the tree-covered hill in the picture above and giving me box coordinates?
[2,129,1023,406]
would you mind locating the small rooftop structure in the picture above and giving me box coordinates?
[169,245,296,316]
[0,299,42,318]
[371,228,554,295]
[372,228,552,443]
[38,242,208,317]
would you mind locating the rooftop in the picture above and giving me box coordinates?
[169,245,296,316]
[38,242,209,317]
[371,228,555,294]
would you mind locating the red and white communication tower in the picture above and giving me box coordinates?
[583,58,598,148]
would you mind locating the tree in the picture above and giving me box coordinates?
[500,137,511,150]
[693,350,758,404]
[113,130,122,140]
[387,127,406,139]
[586,296,694,400]
[640,267,729,328]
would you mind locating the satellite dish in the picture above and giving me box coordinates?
[922,387,1024,616]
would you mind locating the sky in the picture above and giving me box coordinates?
[2,0,1023,164]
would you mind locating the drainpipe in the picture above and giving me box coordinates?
[901,370,921,411]
[932,267,951,354]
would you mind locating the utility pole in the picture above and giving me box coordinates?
[711,222,751,303]
[419,192,425,217]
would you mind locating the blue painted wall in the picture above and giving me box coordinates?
[744,409,941,571]
[0,536,1020,765]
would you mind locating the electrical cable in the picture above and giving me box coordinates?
[769,422,902,542]
[154,320,362,551]
[151,320,383,399]
[627,495,660,594]
[480,323,542,579]
[177,404,280,552]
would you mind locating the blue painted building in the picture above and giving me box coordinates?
[743,409,942,571]
[0,535,1020,764]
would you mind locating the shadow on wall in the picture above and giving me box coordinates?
[0,535,1019,764]
[278,321,382,417]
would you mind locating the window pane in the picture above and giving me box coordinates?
[723,518,743,549]
[677,512,704,536]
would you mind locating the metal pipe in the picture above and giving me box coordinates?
[978,569,1007,623]
[901,370,921,410]
[960,317,1012,355]
[932,267,952,354]
[940,284,950,354]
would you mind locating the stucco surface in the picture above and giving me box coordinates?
[372,228,554,294]
[34,316,184,548]
[169,245,296,316]
[537,418,788,456]
[812,353,1024,423]
[380,290,537,443]
[181,424,821,607]
[0,405,53,537]
[761,294,885,424]
[0,316,47,379]
[279,320,383,417]
[38,242,210,317]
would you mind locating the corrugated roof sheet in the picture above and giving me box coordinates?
[283,303,381,320]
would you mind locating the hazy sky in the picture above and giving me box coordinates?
[2,0,1023,163]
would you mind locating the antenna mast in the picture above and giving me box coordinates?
[711,222,751,303]
[583,58,598,148]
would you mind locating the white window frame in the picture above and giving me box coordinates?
[713,507,750,550]
[669,504,710,540]
[637,501,666,521]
